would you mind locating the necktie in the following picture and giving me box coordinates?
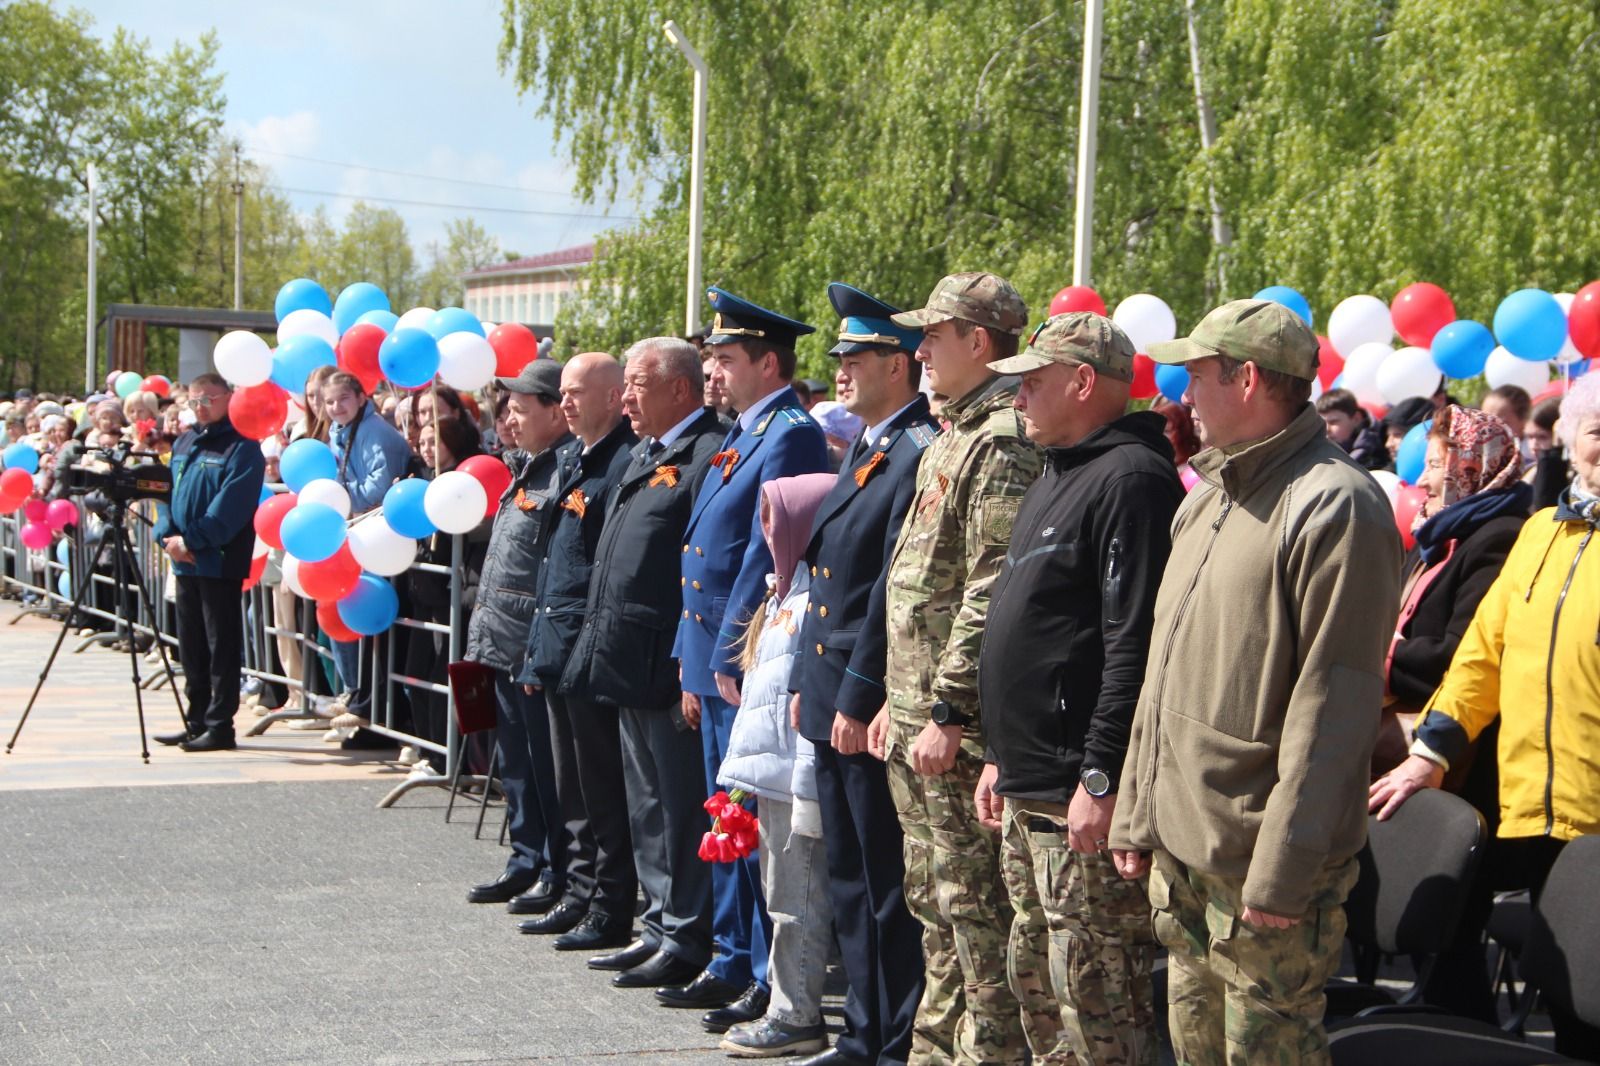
[846,433,868,469]
[646,438,665,458]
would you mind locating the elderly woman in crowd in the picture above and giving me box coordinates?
[1370,373,1600,1056]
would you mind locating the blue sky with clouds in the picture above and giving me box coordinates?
[78,0,635,259]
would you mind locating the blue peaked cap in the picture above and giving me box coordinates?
[705,287,815,350]
[826,282,923,355]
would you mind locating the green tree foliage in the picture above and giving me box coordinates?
[418,217,505,309]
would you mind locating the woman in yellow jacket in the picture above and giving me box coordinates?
[1371,370,1600,1055]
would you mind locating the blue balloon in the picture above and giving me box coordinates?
[333,283,391,336]
[378,328,441,389]
[271,334,337,395]
[280,438,338,493]
[424,306,485,340]
[338,573,399,636]
[1430,319,1495,380]
[355,309,399,332]
[280,502,347,563]
[274,278,332,323]
[1396,420,1431,485]
[57,572,70,600]
[1254,286,1313,328]
[2,442,40,475]
[1154,363,1190,405]
[382,478,436,539]
[1494,288,1567,362]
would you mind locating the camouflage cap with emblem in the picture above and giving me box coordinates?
[988,311,1136,383]
[1148,298,1320,381]
[890,271,1028,336]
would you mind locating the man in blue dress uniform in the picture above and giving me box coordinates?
[660,287,830,1032]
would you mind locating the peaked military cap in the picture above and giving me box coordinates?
[826,282,924,356]
[705,286,815,350]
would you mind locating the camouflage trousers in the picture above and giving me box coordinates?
[1149,849,1358,1066]
[885,719,1026,1065]
[1001,800,1157,1065]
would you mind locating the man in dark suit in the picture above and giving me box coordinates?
[517,353,638,951]
[560,336,726,990]
[786,285,939,1066]
[665,288,830,1030]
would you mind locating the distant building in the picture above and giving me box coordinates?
[462,243,594,336]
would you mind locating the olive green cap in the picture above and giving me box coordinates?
[890,271,1028,336]
[1149,298,1320,381]
[989,312,1136,383]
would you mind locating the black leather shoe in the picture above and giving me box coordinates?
[519,900,585,935]
[655,969,742,1009]
[589,938,656,972]
[506,878,561,915]
[553,911,631,952]
[179,730,236,752]
[153,730,194,747]
[612,949,701,989]
[795,1049,868,1066]
[467,870,538,904]
[701,981,769,1033]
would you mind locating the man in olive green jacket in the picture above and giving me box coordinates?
[1109,299,1401,1065]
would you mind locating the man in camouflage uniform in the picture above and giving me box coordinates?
[868,272,1043,1065]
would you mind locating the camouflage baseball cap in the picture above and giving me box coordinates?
[1149,298,1320,381]
[890,271,1028,336]
[989,312,1136,383]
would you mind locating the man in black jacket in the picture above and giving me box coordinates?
[974,313,1183,1063]
[560,336,725,989]
[517,352,639,951]
[463,359,574,913]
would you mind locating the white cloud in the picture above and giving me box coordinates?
[232,111,321,158]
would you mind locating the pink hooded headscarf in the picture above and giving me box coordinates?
[761,473,836,599]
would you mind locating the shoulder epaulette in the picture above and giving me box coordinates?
[753,405,811,436]
[906,423,939,450]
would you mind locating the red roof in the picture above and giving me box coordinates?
[465,243,595,278]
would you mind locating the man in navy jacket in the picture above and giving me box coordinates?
[152,373,266,753]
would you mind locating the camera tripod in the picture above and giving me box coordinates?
[6,499,185,763]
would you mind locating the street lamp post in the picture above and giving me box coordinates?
[663,20,707,337]
[1071,0,1104,287]
[85,163,98,394]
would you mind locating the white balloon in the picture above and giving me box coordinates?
[1342,342,1394,406]
[1554,292,1585,365]
[1484,346,1551,394]
[1328,295,1394,358]
[276,308,338,347]
[296,478,351,518]
[348,513,418,576]
[281,554,308,598]
[423,470,488,534]
[1111,293,1177,353]
[395,307,436,333]
[1370,469,1402,508]
[1376,345,1442,404]
[437,331,498,392]
[214,330,273,386]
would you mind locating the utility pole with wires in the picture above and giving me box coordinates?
[231,140,245,310]
[1185,0,1232,297]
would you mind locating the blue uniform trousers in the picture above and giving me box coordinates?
[700,692,772,988]
[494,672,567,886]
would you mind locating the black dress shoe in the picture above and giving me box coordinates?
[519,900,585,935]
[589,938,656,972]
[655,969,742,1009]
[701,981,769,1033]
[613,949,701,989]
[179,730,236,752]
[553,911,631,951]
[507,878,561,915]
[153,730,194,747]
[467,870,538,904]
[795,1049,868,1066]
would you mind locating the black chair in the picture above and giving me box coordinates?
[1326,788,1487,1016]
[1329,834,1600,1065]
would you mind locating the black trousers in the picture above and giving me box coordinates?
[493,673,566,884]
[174,575,245,737]
[546,690,636,921]
[813,742,925,1064]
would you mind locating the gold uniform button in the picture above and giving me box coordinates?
[819,606,828,618]
[695,613,703,622]
[692,580,701,590]
[823,567,831,578]
[682,545,689,553]
[815,643,824,655]
[682,609,689,619]
[696,546,704,556]
[806,603,813,613]
[681,577,687,586]
[810,566,818,577]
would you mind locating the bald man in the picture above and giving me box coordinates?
[517,353,642,950]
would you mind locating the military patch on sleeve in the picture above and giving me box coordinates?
[979,495,1022,544]
[906,423,938,450]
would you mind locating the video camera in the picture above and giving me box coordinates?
[64,443,172,507]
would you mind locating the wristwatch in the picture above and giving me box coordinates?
[930,700,971,728]
[1080,766,1112,797]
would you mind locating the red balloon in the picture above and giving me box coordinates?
[1393,484,1428,551]
[456,454,512,517]
[1130,354,1158,401]
[0,491,24,516]
[1315,335,1344,389]
[253,492,299,551]
[316,599,360,643]
[1048,286,1107,318]
[242,552,268,592]
[141,374,171,397]
[487,322,540,377]
[23,498,48,524]
[299,543,361,602]
[337,323,387,394]
[45,498,77,531]
[1,467,32,500]
[1391,282,1456,348]
[1567,281,1600,361]
[229,382,289,442]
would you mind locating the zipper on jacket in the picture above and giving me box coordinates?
[1542,526,1592,836]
